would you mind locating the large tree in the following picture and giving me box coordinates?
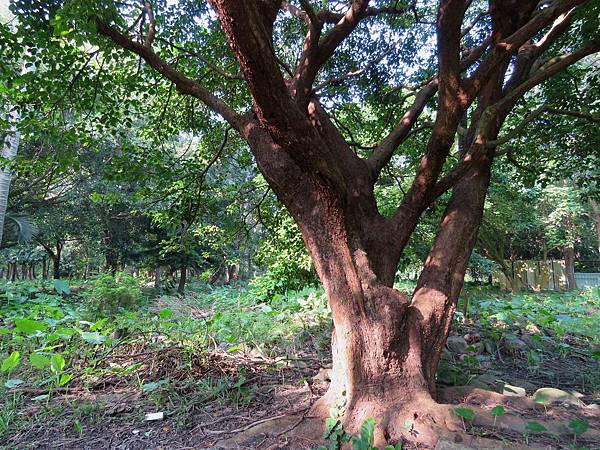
[7,0,600,445]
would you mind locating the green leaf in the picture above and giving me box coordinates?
[490,405,505,417]
[227,344,242,353]
[50,353,66,373]
[142,380,167,392]
[31,394,49,402]
[59,373,72,386]
[525,421,547,433]
[159,308,173,319]
[323,417,341,438]
[5,379,24,388]
[53,279,71,295]
[81,331,107,345]
[14,319,47,335]
[121,362,143,374]
[1,351,21,372]
[352,417,375,449]
[29,353,51,369]
[452,407,475,421]
[568,418,589,436]
[90,318,108,331]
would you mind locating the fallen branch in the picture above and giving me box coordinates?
[204,414,288,435]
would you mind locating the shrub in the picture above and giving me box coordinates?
[251,212,317,301]
[84,272,144,316]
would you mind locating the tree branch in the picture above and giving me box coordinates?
[463,0,583,99]
[317,3,419,24]
[506,6,580,90]
[281,1,308,22]
[313,49,389,92]
[143,1,156,48]
[461,10,488,37]
[501,40,600,108]
[156,37,243,80]
[490,105,600,148]
[367,0,469,181]
[290,0,371,106]
[367,80,438,175]
[95,20,247,133]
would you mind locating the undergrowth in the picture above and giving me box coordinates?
[1,277,598,446]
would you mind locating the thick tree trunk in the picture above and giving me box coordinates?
[563,245,577,290]
[282,177,452,444]
[296,98,497,447]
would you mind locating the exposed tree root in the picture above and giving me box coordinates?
[439,386,543,410]
[214,386,600,449]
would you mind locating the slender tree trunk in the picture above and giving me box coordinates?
[208,269,219,284]
[227,264,239,284]
[591,199,600,254]
[106,249,118,274]
[563,245,577,290]
[154,266,161,290]
[224,263,230,284]
[10,263,16,281]
[53,257,60,279]
[177,265,187,295]
[499,261,519,293]
[52,241,63,279]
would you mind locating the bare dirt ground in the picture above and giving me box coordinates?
[3,334,599,450]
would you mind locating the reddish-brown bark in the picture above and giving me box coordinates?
[94,0,599,444]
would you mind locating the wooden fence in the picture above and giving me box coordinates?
[493,260,568,291]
